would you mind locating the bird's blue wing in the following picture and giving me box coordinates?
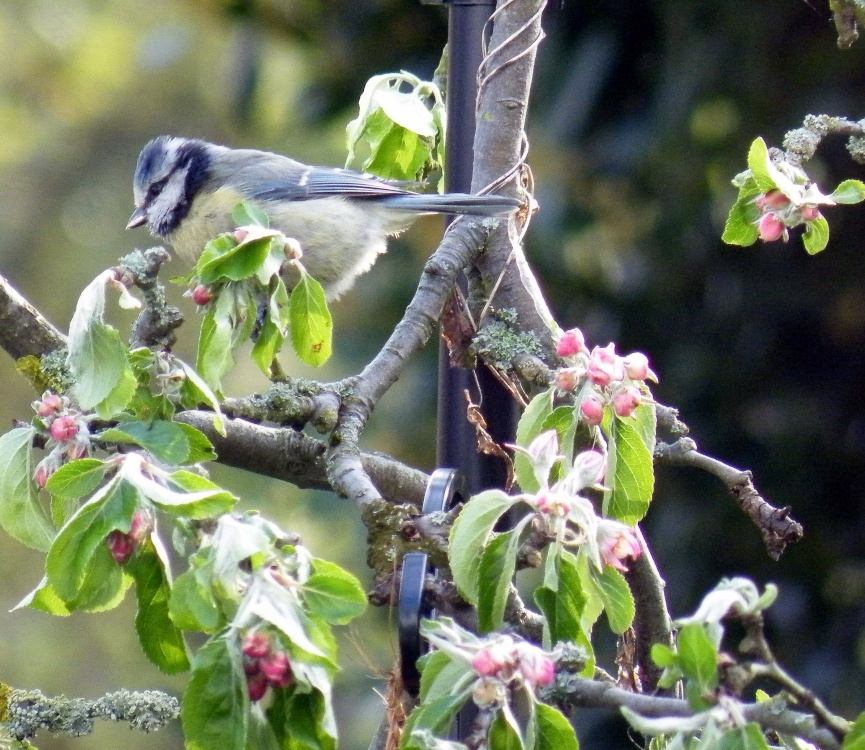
[252,166,416,202]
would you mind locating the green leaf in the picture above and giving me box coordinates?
[650,643,677,668]
[66,543,133,612]
[182,632,249,750]
[169,567,223,633]
[489,712,524,750]
[677,623,719,707]
[400,691,471,750]
[631,400,657,455]
[232,201,270,227]
[541,405,579,473]
[843,711,865,750]
[99,420,205,465]
[70,321,136,415]
[251,278,290,376]
[95,365,138,420]
[513,388,555,493]
[46,479,138,602]
[302,558,367,624]
[196,294,237,393]
[534,552,595,674]
[803,215,830,254]
[289,272,333,367]
[477,514,533,633]
[448,489,519,603]
[0,426,54,551]
[418,651,473,703]
[746,138,777,193]
[46,458,109,499]
[150,470,237,518]
[268,691,336,750]
[722,183,762,246]
[718,723,771,750]
[199,238,274,285]
[127,539,191,673]
[829,179,865,204]
[604,416,654,524]
[593,565,635,634]
[177,359,226,435]
[364,112,431,181]
[536,703,579,750]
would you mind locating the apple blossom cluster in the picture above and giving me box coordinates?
[422,620,557,708]
[752,188,827,242]
[515,430,642,573]
[241,629,294,702]
[554,327,656,424]
[31,391,92,489]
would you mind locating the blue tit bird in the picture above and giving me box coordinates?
[127,136,520,300]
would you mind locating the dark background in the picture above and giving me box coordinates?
[0,1,863,748]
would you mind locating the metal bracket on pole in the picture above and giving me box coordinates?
[398,469,468,697]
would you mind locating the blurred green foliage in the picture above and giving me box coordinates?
[2,1,865,749]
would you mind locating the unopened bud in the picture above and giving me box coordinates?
[472,648,506,677]
[579,393,606,425]
[571,450,605,488]
[800,205,820,222]
[554,367,580,392]
[49,416,79,442]
[623,352,650,381]
[260,651,293,688]
[757,213,785,242]
[242,631,272,659]
[34,392,64,417]
[612,386,642,418]
[190,285,214,305]
[587,344,624,386]
[106,530,136,564]
[556,328,586,358]
[755,189,790,211]
[247,673,269,702]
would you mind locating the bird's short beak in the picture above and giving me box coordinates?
[126,207,147,230]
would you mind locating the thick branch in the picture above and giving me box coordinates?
[327,220,496,506]
[0,273,66,360]
[176,410,428,505]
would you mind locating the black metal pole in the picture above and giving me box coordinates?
[435,0,517,494]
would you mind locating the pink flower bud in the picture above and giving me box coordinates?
[234,228,249,243]
[622,352,650,381]
[800,205,820,222]
[579,393,606,425]
[49,416,79,442]
[571,450,605,488]
[65,440,90,461]
[33,463,52,490]
[128,511,151,542]
[34,392,64,417]
[556,328,586,358]
[757,213,785,242]
[554,367,580,392]
[242,631,272,659]
[586,344,624,386]
[599,524,642,573]
[260,651,293,687]
[514,643,556,688]
[247,673,269,702]
[472,648,504,677]
[612,385,642,418]
[755,190,790,211]
[190,285,213,305]
[106,530,136,564]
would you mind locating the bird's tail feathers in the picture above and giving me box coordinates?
[380,192,520,216]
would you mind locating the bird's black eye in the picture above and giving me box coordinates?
[146,177,168,201]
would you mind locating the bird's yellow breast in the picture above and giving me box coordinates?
[167,187,246,263]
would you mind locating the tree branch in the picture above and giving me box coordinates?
[176,410,428,505]
[0,273,66,361]
[655,438,803,559]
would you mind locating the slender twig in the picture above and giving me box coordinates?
[740,613,849,740]
[655,438,803,559]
